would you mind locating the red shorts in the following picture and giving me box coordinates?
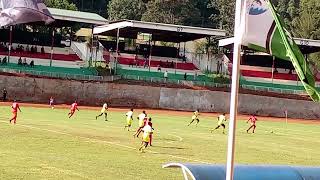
[70,109,75,113]
[12,112,17,118]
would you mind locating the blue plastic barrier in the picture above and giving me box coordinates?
[163,163,320,180]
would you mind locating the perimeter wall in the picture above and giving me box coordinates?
[0,75,319,119]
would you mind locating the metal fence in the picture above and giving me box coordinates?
[0,66,308,96]
[240,84,306,95]
[121,74,230,88]
[121,74,307,95]
[0,67,104,81]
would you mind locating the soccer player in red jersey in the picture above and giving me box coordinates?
[68,101,79,118]
[9,100,21,124]
[246,115,258,133]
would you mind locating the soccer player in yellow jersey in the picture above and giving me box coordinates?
[124,109,134,131]
[134,110,147,137]
[96,103,108,121]
[211,113,227,134]
[139,125,153,152]
[188,109,200,126]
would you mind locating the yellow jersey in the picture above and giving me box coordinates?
[126,111,133,121]
[138,113,146,127]
[192,111,199,119]
[101,103,108,113]
[218,115,226,125]
[142,125,152,142]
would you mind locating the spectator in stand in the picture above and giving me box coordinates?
[170,61,174,68]
[26,45,30,52]
[184,73,187,80]
[18,57,22,66]
[2,56,7,65]
[30,60,34,67]
[23,57,27,66]
[274,67,278,73]
[157,65,161,72]
[2,88,7,101]
[182,55,187,63]
[35,46,38,53]
[143,58,148,68]
[41,46,45,54]
[4,44,8,52]
[133,54,138,67]
[30,46,34,53]
[217,60,221,74]
[288,69,292,74]
[164,70,168,82]
[165,60,169,68]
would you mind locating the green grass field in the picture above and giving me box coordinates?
[0,105,319,180]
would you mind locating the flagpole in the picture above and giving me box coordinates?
[226,0,243,179]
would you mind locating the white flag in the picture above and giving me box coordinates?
[240,0,320,101]
[0,0,54,27]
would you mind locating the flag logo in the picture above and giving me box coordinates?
[249,0,267,15]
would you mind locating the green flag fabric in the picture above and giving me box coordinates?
[240,0,320,101]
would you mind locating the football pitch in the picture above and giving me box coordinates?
[0,104,319,180]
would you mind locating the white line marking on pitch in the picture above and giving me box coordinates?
[168,133,183,142]
[0,120,209,164]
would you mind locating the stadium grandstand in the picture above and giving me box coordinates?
[219,37,320,95]
[93,20,227,85]
[3,8,319,97]
[0,8,107,81]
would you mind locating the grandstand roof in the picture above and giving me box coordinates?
[48,8,108,26]
[219,37,320,54]
[93,20,226,43]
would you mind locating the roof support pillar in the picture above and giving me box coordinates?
[8,26,13,63]
[148,38,153,72]
[50,27,55,67]
[115,28,120,75]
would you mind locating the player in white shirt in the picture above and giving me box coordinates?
[139,125,153,152]
[134,111,147,137]
[96,103,108,121]
[124,109,134,131]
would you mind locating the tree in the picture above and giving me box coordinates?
[141,0,201,26]
[291,0,320,69]
[108,0,146,21]
[69,0,109,17]
[208,0,235,35]
[44,0,78,10]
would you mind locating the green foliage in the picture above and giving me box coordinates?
[141,0,201,26]
[292,0,320,39]
[108,0,146,21]
[44,0,78,10]
[208,0,235,35]
[69,0,109,16]
[291,0,320,70]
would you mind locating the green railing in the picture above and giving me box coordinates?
[0,67,104,81]
[121,74,230,88]
[120,72,308,96]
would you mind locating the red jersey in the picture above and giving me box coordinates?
[12,102,20,113]
[71,103,78,110]
[144,118,153,127]
[248,116,257,125]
